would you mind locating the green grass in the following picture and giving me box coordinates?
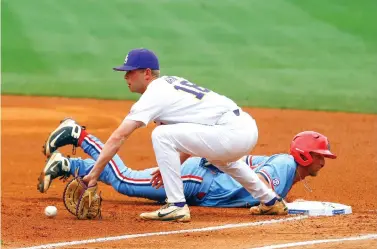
[2,0,377,113]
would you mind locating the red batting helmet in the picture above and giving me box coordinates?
[290,131,337,166]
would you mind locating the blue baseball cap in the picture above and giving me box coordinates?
[113,48,159,71]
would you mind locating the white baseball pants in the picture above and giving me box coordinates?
[151,110,277,204]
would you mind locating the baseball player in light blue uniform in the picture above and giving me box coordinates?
[38,129,336,208]
[71,134,296,207]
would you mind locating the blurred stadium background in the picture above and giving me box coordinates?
[2,0,376,113]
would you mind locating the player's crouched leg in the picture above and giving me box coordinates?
[143,125,191,222]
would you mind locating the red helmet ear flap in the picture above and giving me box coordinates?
[290,148,313,166]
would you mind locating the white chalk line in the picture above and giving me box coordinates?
[249,234,377,249]
[16,216,308,249]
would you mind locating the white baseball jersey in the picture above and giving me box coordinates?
[124,76,275,205]
[125,76,239,126]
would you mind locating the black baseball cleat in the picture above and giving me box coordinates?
[42,118,84,157]
[37,151,71,193]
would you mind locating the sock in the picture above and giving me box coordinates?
[78,129,88,146]
[265,197,278,206]
[173,202,186,208]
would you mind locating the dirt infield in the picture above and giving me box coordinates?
[2,95,377,249]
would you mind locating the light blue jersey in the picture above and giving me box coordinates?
[202,155,297,207]
[251,155,297,199]
[69,134,297,207]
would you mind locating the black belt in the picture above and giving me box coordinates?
[233,109,240,116]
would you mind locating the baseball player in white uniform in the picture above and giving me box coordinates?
[78,48,287,222]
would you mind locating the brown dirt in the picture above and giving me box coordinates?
[1,95,377,249]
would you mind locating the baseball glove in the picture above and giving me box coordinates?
[63,174,102,220]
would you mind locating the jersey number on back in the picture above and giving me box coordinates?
[174,80,210,100]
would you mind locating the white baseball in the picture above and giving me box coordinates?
[44,206,57,218]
